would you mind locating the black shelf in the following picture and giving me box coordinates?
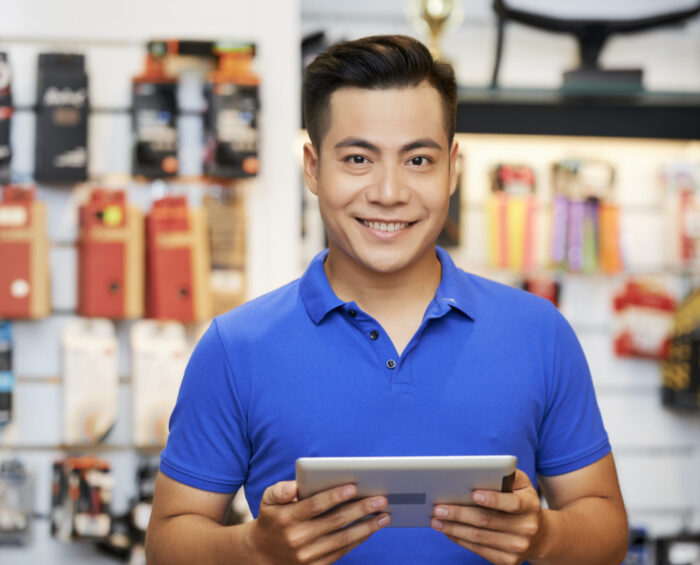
[456,87,700,140]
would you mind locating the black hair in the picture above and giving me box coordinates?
[303,35,457,150]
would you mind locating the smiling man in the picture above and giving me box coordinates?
[146,35,628,564]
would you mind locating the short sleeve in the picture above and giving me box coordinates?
[536,312,611,476]
[159,319,250,493]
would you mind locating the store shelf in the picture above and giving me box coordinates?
[456,87,700,140]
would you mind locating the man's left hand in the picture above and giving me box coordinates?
[431,470,547,565]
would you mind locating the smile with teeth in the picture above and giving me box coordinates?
[361,219,411,232]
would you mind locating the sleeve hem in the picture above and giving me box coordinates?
[536,439,611,477]
[160,456,242,494]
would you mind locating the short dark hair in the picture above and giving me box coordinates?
[303,35,457,150]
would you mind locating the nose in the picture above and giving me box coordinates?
[366,163,410,206]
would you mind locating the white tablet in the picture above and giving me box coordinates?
[296,455,517,528]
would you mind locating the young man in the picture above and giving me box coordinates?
[146,35,628,564]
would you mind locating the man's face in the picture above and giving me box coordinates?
[303,82,459,276]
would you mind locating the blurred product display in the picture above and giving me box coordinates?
[0,459,33,546]
[664,288,700,411]
[204,43,260,178]
[0,321,13,426]
[550,159,622,274]
[131,51,179,179]
[487,163,537,271]
[77,188,145,319]
[61,319,119,444]
[664,162,700,268]
[131,320,188,447]
[522,277,560,308]
[34,53,89,183]
[0,184,50,319]
[203,187,247,314]
[145,194,211,322]
[51,456,113,543]
[613,280,676,360]
[0,52,11,185]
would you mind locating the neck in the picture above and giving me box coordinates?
[324,244,442,317]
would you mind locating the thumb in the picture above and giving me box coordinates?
[262,480,298,506]
[513,469,534,491]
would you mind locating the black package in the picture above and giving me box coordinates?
[131,55,178,178]
[204,46,259,178]
[34,53,89,183]
[0,53,11,184]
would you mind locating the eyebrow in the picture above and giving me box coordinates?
[333,137,443,153]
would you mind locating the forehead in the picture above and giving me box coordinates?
[325,83,447,147]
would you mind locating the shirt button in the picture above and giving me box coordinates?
[369,330,379,340]
[348,309,357,318]
[386,359,396,369]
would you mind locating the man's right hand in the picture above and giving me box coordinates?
[244,480,391,564]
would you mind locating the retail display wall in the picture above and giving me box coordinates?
[0,1,300,563]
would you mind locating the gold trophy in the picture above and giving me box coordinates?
[407,0,464,61]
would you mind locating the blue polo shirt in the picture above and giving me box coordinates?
[160,247,610,564]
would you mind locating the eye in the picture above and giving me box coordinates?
[344,155,370,165]
[408,156,431,166]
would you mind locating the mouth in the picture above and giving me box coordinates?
[357,218,415,233]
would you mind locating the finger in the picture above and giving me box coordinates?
[315,535,371,565]
[471,487,538,515]
[445,535,522,565]
[291,483,358,521]
[312,495,388,538]
[261,480,298,507]
[296,512,391,564]
[432,518,531,555]
[433,505,537,536]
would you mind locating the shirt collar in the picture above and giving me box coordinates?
[299,246,476,325]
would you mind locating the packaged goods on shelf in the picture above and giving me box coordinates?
[204,43,260,178]
[132,53,179,179]
[34,53,89,183]
[0,459,33,546]
[77,188,145,319]
[61,318,119,444]
[0,53,11,185]
[51,456,113,542]
[145,194,211,322]
[0,185,50,319]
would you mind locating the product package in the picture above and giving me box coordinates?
[613,280,676,359]
[0,53,12,184]
[663,162,700,268]
[663,288,700,411]
[522,277,560,308]
[146,195,211,322]
[550,159,622,274]
[204,43,260,178]
[61,319,119,444]
[34,53,89,183]
[131,320,188,447]
[51,456,113,542]
[0,321,13,426]
[0,185,50,319]
[487,164,537,271]
[77,188,144,319]
[203,189,246,315]
[0,459,33,545]
[132,53,178,178]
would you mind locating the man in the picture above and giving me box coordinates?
[146,35,628,564]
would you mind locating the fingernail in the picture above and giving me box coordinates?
[371,497,386,510]
[432,519,443,530]
[342,485,356,497]
[473,493,486,504]
[378,515,390,527]
[283,484,292,497]
[434,507,448,517]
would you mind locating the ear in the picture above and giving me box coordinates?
[303,142,320,196]
[448,139,460,197]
